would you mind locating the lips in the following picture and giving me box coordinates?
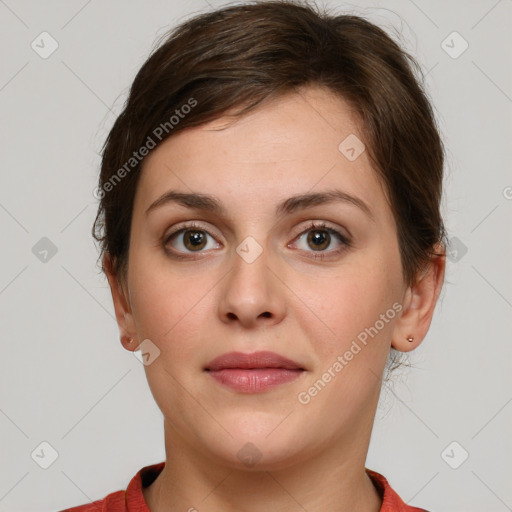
[205,351,305,393]
[205,351,304,371]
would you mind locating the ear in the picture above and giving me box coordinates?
[103,253,139,351]
[391,244,446,352]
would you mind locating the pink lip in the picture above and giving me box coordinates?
[205,351,305,393]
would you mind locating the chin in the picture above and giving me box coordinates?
[199,415,311,471]
[210,438,306,472]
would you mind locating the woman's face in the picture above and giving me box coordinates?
[111,86,414,469]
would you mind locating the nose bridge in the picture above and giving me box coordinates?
[218,237,284,326]
[228,240,272,306]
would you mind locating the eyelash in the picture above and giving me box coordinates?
[163,221,351,261]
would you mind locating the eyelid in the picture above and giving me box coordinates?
[163,222,221,259]
[291,220,350,242]
[289,220,352,254]
[164,221,221,242]
[163,219,352,258]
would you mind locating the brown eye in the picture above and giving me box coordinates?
[291,222,351,260]
[182,230,208,251]
[164,223,221,257]
[307,229,330,251]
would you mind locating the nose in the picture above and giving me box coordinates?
[217,243,286,329]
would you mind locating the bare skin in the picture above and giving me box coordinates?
[104,85,445,512]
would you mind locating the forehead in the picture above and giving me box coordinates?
[134,86,389,217]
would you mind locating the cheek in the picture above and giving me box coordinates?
[299,252,402,363]
[128,255,216,361]
[294,266,401,418]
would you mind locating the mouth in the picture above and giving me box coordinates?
[204,351,305,393]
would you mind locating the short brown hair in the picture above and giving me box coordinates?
[93,0,446,292]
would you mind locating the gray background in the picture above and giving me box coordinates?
[1,0,511,511]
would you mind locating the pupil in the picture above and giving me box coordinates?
[308,230,329,250]
[187,231,205,249]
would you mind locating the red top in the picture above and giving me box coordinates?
[61,462,428,511]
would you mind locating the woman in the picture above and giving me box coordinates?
[64,1,445,510]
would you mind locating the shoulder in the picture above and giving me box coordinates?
[59,462,165,512]
[366,468,430,512]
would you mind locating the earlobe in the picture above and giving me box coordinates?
[103,253,138,351]
[391,248,446,352]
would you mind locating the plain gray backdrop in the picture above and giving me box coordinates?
[1,0,511,511]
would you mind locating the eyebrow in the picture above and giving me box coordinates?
[145,189,373,220]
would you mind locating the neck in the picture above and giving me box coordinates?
[144,419,382,512]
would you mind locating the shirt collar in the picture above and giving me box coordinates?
[126,462,426,512]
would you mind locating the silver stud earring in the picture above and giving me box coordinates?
[407,336,414,343]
